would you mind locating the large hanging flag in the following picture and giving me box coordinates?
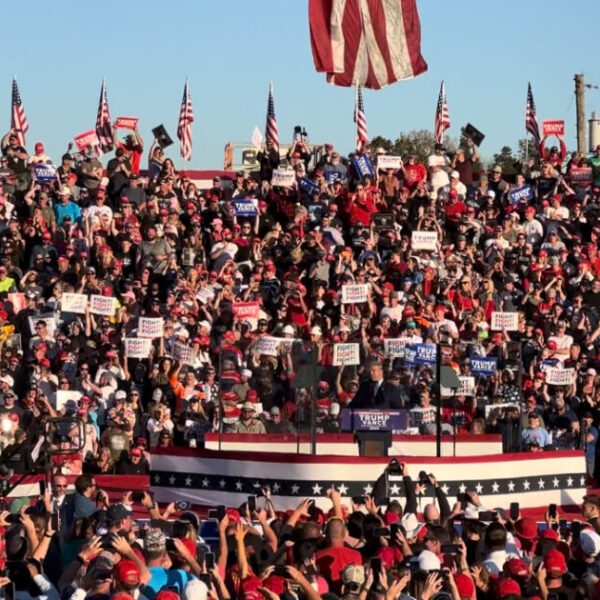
[265,82,279,151]
[309,0,428,89]
[525,82,541,144]
[95,79,113,155]
[434,81,450,144]
[354,85,369,152]
[177,79,195,161]
[11,78,29,147]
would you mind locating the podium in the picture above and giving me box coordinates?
[354,430,393,457]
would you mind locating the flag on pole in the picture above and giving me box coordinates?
[265,82,279,151]
[354,85,369,152]
[177,80,194,161]
[251,126,263,149]
[95,79,113,155]
[525,82,541,144]
[434,81,450,144]
[308,0,428,89]
[11,78,29,147]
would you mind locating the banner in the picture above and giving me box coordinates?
[508,185,533,205]
[138,317,164,339]
[341,284,369,304]
[61,293,88,314]
[545,368,576,386]
[377,155,403,171]
[485,403,520,419]
[352,155,375,179]
[114,116,139,130]
[542,120,565,137]
[251,126,263,148]
[32,164,58,183]
[173,342,196,366]
[233,302,260,321]
[271,169,296,188]
[233,199,258,217]
[413,343,437,365]
[469,355,497,376]
[28,315,56,336]
[442,376,475,397]
[74,129,100,152]
[90,295,116,316]
[124,338,153,359]
[491,312,519,332]
[411,230,438,251]
[332,343,360,366]
[55,390,82,411]
[383,338,413,358]
[570,167,593,187]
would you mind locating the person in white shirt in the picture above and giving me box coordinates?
[523,207,544,246]
[427,144,450,197]
[449,170,467,199]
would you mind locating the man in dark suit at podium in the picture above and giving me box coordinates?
[349,361,404,409]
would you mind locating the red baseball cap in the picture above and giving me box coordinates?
[496,578,521,598]
[155,592,180,600]
[130,447,142,457]
[454,573,475,598]
[503,558,530,579]
[514,517,537,540]
[114,559,141,586]
[543,548,567,576]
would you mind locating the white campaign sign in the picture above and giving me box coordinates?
[54,390,82,411]
[545,368,576,386]
[124,338,153,359]
[173,342,195,366]
[333,343,360,366]
[341,284,369,304]
[28,315,56,337]
[411,231,438,251]
[384,338,413,358]
[138,317,164,339]
[377,155,403,170]
[61,293,88,314]
[441,376,475,397]
[255,336,295,357]
[271,169,296,188]
[490,312,519,332]
[90,295,117,316]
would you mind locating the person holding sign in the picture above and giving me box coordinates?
[539,134,567,171]
[114,121,144,175]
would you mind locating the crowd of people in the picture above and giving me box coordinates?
[0,120,599,597]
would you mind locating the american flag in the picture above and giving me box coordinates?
[265,82,279,150]
[11,78,29,147]
[354,84,369,152]
[177,79,194,161]
[434,81,450,144]
[95,79,113,154]
[526,82,541,143]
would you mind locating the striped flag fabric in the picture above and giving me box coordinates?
[526,82,541,143]
[309,0,428,89]
[95,79,113,155]
[177,79,195,161]
[434,81,450,144]
[265,82,279,151]
[11,78,29,147]
[354,85,369,152]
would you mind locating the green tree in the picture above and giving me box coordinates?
[517,137,537,161]
[492,146,517,176]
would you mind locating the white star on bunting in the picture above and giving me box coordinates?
[202,478,209,488]
[338,484,348,495]
[169,475,176,485]
[566,477,573,487]
[537,479,545,489]
[492,482,500,493]
[523,480,530,490]
[235,481,243,491]
[272,483,281,493]
[552,478,560,488]
[390,484,401,496]
[291,484,300,494]
[441,484,449,495]
[185,476,192,487]
[253,482,261,489]
[508,481,515,492]
[363,484,373,495]
[475,483,483,494]
[458,483,467,494]
[219,479,226,489]
[153,474,161,484]
[312,484,323,495]
[580,476,586,486]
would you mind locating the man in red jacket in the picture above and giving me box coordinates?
[348,183,376,226]
[539,135,567,170]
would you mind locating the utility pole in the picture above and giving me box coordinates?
[575,74,586,154]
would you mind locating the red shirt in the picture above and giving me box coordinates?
[403,163,427,189]
[315,546,363,594]
[444,200,467,223]
[349,194,376,226]
[116,142,143,175]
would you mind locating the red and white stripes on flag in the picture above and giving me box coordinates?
[95,79,113,155]
[11,78,29,147]
[309,0,428,89]
[434,80,450,144]
[177,79,195,161]
[354,85,369,152]
[265,82,279,151]
[526,82,541,144]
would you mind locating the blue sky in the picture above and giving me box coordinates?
[2,1,599,168]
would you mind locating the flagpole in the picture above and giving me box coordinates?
[182,78,188,175]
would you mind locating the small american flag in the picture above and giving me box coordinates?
[265,82,279,150]
[354,85,369,152]
[11,78,29,147]
[177,79,194,161]
[95,79,113,154]
[526,82,541,143]
[434,81,450,144]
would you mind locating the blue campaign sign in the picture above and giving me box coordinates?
[299,177,319,195]
[404,345,417,366]
[414,343,437,365]
[325,171,342,184]
[508,185,533,205]
[33,164,58,183]
[233,199,258,217]
[341,409,409,432]
[352,155,375,180]
[469,355,497,376]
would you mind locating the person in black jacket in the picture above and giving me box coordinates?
[350,362,405,409]
[116,446,149,475]
[256,140,280,183]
